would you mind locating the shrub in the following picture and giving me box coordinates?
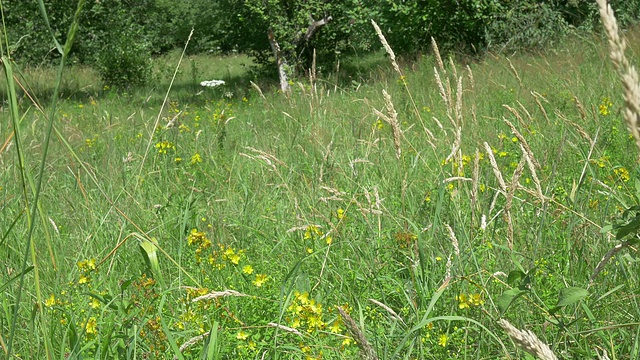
[485,1,570,52]
[96,25,152,89]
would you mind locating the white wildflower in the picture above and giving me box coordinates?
[200,80,225,88]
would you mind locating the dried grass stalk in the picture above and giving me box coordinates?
[467,65,475,91]
[368,299,405,325]
[467,65,478,124]
[521,145,544,203]
[483,142,507,191]
[471,149,480,223]
[455,76,463,126]
[504,156,526,249]
[192,289,248,302]
[445,127,462,165]
[573,95,587,120]
[516,100,534,125]
[177,331,210,355]
[267,322,304,336]
[498,319,558,360]
[506,57,524,88]
[431,37,446,74]
[443,177,472,183]
[503,117,541,169]
[590,239,634,285]
[434,69,449,110]
[337,306,379,360]
[250,81,266,100]
[373,90,402,159]
[371,20,401,76]
[450,57,458,82]
[531,92,550,124]
[597,0,640,152]
[444,223,460,257]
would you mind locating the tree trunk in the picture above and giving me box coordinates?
[268,28,290,93]
[267,15,332,94]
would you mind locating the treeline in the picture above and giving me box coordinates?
[5,0,639,87]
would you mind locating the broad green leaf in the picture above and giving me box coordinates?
[600,224,613,234]
[614,216,640,240]
[556,287,588,307]
[137,235,164,285]
[507,270,526,285]
[497,288,528,315]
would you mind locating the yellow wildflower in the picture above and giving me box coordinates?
[89,297,101,309]
[242,265,254,275]
[85,317,98,335]
[253,274,268,287]
[469,293,484,306]
[45,294,56,307]
[329,320,342,333]
[456,293,470,309]
[236,331,249,340]
[438,333,448,347]
[190,152,202,165]
[229,253,241,265]
[614,167,630,182]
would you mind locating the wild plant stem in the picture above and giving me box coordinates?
[6,1,85,358]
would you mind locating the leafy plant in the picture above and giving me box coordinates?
[95,23,152,89]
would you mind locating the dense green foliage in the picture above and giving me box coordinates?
[3,0,640,357]
[5,0,640,86]
[3,28,640,357]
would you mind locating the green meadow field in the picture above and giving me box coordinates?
[2,11,640,360]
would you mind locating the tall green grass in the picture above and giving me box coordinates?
[2,4,640,360]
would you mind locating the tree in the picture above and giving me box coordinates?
[217,0,377,92]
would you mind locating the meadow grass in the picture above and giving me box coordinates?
[2,19,640,360]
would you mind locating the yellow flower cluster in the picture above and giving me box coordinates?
[455,293,484,309]
[599,97,613,116]
[236,330,257,351]
[303,225,332,252]
[287,291,326,333]
[155,140,175,155]
[187,229,211,263]
[190,152,202,165]
[77,258,96,285]
[252,273,268,287]
[614,167,630,182]
[84,317,98,336]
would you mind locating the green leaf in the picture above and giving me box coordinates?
[506,270,525,285]
[497,288,528,315]
[137,235,164,285]
[556,287,588,307]
[614,215,640,240]
[600,224,613,234]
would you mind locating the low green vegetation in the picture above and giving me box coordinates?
[3,7,640,360]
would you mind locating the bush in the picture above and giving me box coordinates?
[96,26,152,89]
[485,1,570,52]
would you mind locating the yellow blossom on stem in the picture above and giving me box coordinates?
[85,317,98,335]
[456,293,470,309]
[190,152,202,165]
[236,330,249,340]
[438,333,448,347]
[253,274,268,287]
[89,297,101,309]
